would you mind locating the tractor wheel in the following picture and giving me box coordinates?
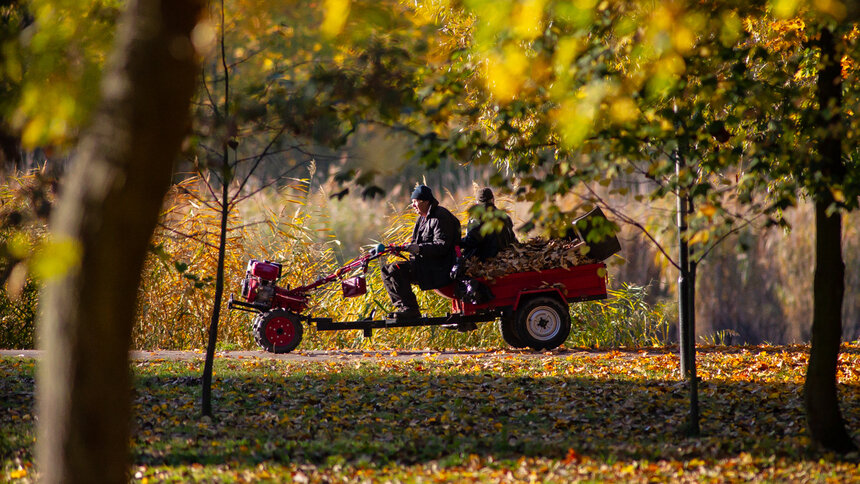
[513,296,571,351]
[253,309,303,354]
[498,316,527,349]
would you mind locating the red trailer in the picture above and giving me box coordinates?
[228,245,608,353]
[435,264,608,349]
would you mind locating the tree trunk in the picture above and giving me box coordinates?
[36,1,204,483]
[202,166,230,417]
[803,27,856,453]
[202,0,233,417]
[805,201,854,452]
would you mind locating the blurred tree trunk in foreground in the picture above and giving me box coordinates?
[36,0,204,482]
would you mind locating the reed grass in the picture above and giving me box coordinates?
[7,168,854,351]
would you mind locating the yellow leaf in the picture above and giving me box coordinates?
[321,0,350,38]
[699,203,717,218]
[688,230,709,246]
[485,49,528,101]
[772,0,801,18]
[512,0,546,40]
[7,232,31,259]
[30,236,82,281]
[831,188,845,203]
[609,96,638,124]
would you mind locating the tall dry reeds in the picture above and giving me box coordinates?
[602,197,860,345]
[695,204,860,344]
[135,177,510,351]
[0,170,52,349]
[5,165,855,350]
[129,175,860,350]
[135,178,258,349]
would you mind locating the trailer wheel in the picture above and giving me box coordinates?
[514,296,570,351]
[253,310,303,353]
[498,317,527,349]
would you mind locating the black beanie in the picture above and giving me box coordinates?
[411,185,438,205]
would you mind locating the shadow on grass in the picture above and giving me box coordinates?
[3,356,859,472]
[128,366,860,469]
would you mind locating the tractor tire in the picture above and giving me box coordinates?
[253,309,303,354]
[498,316,528,349]
[513,296,571,351]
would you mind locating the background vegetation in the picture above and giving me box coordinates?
[3,167,857,351]
[1,0,859,353]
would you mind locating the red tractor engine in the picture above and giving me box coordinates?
[229,246,403,353]
[239,259,308,312]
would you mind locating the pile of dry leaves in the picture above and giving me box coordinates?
[465,237,596,280]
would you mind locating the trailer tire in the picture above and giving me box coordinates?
[253,309,303,353]
[514,296,570,351]
[498,316,528,349]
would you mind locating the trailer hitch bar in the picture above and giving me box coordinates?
[227,294,267,314]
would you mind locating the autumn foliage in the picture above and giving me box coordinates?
[4,347,860,481]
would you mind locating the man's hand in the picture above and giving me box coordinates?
[406,243,420,255]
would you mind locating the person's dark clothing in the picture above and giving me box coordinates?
[461,207,516,261]
[382,204,461,311]
[381,260,420,311]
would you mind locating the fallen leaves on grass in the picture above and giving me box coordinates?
[4,345,860,482]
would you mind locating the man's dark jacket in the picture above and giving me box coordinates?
[461,210,516,260]
[410,204,461,290]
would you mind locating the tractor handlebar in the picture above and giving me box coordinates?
[288,243,409,294]
[369,243,407,257]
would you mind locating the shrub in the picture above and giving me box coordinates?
[0,170,52,349]
[0,279,39,349]
[134,177,261,350]
[567,282,674,348]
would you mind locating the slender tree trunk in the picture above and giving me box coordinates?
[676,153,692,376]
[803,27,856,453]
[201,0,232,416]
[687,258,699,437]
[202,166,230,417]
[36,1,204,482]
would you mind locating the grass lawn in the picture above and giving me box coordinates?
[3,346,860,482]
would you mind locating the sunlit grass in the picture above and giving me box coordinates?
[4,348,860,482]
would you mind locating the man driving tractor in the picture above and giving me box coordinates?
[381,184,461,320]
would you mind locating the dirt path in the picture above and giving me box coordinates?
[1,347,678,362]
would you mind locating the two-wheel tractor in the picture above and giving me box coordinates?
[253,309,303,354]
